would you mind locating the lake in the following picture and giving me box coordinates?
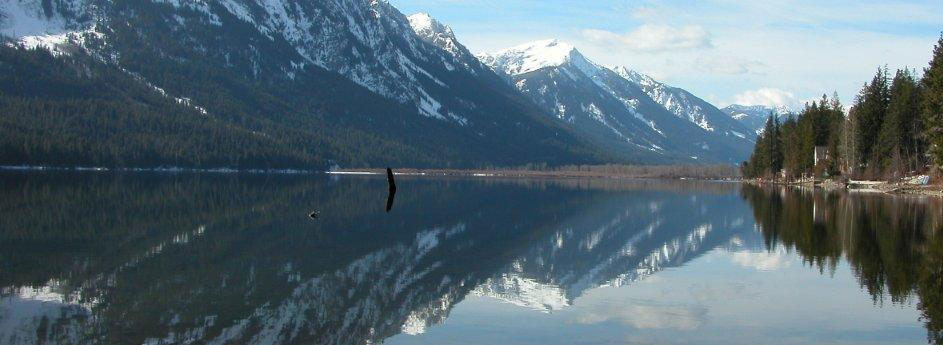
[1,172,941,345]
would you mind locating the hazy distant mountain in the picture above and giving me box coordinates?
[479,39,754,163]
[0,0,601,169]
[722,104,792,135]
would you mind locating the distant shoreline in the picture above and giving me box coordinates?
[0,165,739,181]
[0,165,315,174]
[327,168,740,181]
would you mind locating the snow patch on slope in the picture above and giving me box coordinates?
[0,0,68,38]
[1,0,101,56]
[153,0,469,126]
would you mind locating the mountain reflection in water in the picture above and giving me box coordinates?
[0,172,940,345]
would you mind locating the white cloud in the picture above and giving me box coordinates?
[730,250,792,271]
[696,55,765,75]
[572,303,707,330]
[581,24,713,52]
[732,87,800,109]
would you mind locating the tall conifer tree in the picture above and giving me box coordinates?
[853,67,890,172]
[879,69,922,175]
[923,35,943,170]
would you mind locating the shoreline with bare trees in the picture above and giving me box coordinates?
[743,176,943,198]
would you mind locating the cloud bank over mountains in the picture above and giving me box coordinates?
[731,88,801,110]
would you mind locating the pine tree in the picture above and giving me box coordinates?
[830,91,844,113]
[799,110,816,174]
[826,92,845,175]
[772,113,784,174]
[781,115,801,178]
[923,34,943,171]
[852,67,890,175]
[878,69,922,176]
[812,95,832,146]
[744,115,780,178]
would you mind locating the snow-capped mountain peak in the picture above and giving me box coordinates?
[408,13,453,38]
[479,39,599,76]
[408,13,461,57]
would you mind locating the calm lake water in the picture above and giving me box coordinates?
[1,172,941,345]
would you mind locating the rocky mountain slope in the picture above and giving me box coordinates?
[613,67,756,141]
[479,40,755,163]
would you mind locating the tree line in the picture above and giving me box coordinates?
[743,35,943,180]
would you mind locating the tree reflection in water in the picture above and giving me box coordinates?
[742,186,943,344]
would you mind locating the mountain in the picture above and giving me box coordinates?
[479,40,755,164]
[406,13,478,70]
[612,67,756,141]
[722,104,791,135]
[0,0,602,169]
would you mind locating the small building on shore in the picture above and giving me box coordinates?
[814,146,830,166]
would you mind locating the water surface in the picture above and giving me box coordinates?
[1,172,940,345]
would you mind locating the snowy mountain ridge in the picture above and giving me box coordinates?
[407,13,457,60]
[475,39,754,142]
[1,0,487,125]
[478,39,755,163]
[724,104,792,119]
[476,39,601,77]
[612,66,717,132]
[722,104,792,135]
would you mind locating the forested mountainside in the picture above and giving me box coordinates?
[0,0,759,169]
[0,0,602,170]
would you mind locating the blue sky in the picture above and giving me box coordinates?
[389,0,943,110]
